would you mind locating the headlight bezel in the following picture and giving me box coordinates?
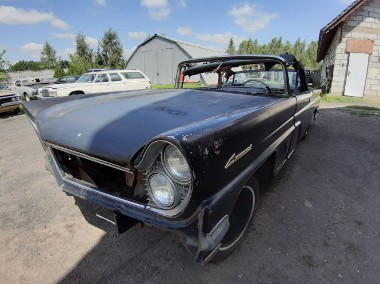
[138,141,193,216]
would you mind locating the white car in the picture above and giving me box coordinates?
[8,80,38,101]
[38,70,151,98]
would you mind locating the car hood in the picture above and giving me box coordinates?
[0,89,15,97]
[24,89,278,167]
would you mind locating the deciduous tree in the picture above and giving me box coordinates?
[226,38,236,54]
[96,28,125,69]
[40,41,58,69]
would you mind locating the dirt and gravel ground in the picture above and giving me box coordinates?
[0,103,379,283]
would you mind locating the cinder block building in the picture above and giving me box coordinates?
[317,0,380,98]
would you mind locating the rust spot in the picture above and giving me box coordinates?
[213,139,223,155]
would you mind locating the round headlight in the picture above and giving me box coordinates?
[163,145,191,182]
[148,173,176,208]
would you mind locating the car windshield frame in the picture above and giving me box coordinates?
[174,55,294,96]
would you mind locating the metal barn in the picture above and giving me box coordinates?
[125,34,225,85]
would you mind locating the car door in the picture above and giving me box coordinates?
[108,72,125,92]
[92,73,111,93]
[290,70,315,143]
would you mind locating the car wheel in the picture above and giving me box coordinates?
[13,107,21,115]
[24,92,30,101]
[211,177,259,262]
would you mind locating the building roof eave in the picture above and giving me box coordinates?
[316,0,367,62]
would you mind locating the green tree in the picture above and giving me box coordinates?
[40,41,58,69]
[0,49,9,82]
[67,32,95,75]
[226,38,236,54]
[9,60,44,71]
[76,32,93,61]
[53,64,66,78]
[231,37,319,70]
[96,28,125,68]
[305,41,320,70]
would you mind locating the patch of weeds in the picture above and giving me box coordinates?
[347,105,380,111]
[346,105,380,117]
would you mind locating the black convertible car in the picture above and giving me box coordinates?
[24,54,320,264]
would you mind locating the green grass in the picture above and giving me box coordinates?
[152,84,174,89]
[345,105,380,111]
[321,94,367,103]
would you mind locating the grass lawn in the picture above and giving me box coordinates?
[320,94,367,103]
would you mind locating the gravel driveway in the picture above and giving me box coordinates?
[0,103,379,283]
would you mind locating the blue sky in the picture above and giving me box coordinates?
[0,0,355,64]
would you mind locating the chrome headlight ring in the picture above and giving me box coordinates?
[162,144,191,183]
[147,171,178,209]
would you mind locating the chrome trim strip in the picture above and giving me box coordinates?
[45,142,134,174]
[0,94,18,100]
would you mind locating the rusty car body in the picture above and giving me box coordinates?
[23,54,320,264]
[0,84,22,114]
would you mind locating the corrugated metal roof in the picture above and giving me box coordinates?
[126,34,225,65]
[317,0,367,62]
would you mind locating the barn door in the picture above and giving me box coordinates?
[344,53,369,97]
[143,50,158,84]
[156,48,173,85]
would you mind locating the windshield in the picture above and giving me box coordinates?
[227,69,285,90]
[76,73,96,83]
[177,58,288,95]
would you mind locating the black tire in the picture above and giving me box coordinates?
[211,177,259,262]
[69,91,83,96]
[13,107,21,115]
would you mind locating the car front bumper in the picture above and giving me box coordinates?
[44,146,241,264]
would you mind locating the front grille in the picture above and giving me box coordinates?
[0,95,18,104]
[50,145,148,204]
[42,89,50,97]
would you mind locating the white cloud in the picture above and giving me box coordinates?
[124,46,137,60]
[128,31,148,40]
[0,6,70,30]
[140,0,170,20]
[95,0,107,6]
[196,32,246,45]
[58,48,76,60]
[85,36,98,47]
[54,33,76,39]
[177,26,192,36]
[339,0,354,3]
[227,3,277,33]
[20,43,43,59]
[178,0,187,8]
